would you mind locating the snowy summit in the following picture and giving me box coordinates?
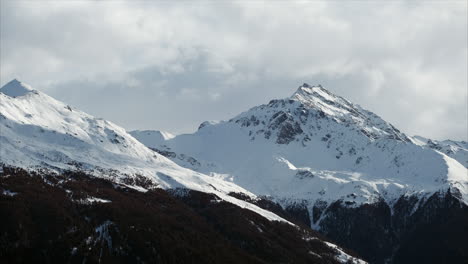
[134,83,468,209]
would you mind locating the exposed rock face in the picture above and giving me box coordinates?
[232,84,410,145]
[150,147,202,169]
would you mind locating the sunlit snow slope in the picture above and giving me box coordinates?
[0,79,291,223]
[134,83,468,212]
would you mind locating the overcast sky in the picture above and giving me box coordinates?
[1,1,467,140]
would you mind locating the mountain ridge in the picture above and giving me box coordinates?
[145,83,467,207]
[132,82,468,263]
[2,79,466,263]
[0,80,292,224]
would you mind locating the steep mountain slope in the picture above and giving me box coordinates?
[135,83,468,263]
[138,83,467,207]
[0,79,292,222]
[1,167,367,264]
[0,80,365,263]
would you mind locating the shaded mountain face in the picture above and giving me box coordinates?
[0,80,364,263]
[0,79,33,97]
[134,83,468,263]
[0,167,364,264]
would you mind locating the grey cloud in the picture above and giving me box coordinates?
[1,1,466,140]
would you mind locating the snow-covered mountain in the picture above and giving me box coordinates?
[2,79,466,263]
[0,79,367,264]
[134,83,468,263]
[137,83,467,208]
[0,79,293,223]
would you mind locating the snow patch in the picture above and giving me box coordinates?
[74,195,111,204]
[2,189,18,196]
[325,241,368,264]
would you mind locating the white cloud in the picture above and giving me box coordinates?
[1,0,466,140]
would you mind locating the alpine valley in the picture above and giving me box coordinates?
[1,80,467,264]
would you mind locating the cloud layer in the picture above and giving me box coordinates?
[1,1,467,140]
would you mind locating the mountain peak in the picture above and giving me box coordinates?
[0,79,34,97]
[291,83,345,110]
[230,82,410,144]
[293,83,329,98]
